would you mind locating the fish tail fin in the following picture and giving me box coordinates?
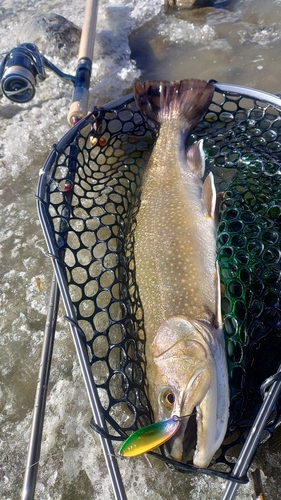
[133,79,214,132]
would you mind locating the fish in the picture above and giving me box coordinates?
[133,79,229,468]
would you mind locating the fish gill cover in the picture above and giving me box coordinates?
[38,85,281,481]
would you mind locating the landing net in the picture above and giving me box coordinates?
[37,83,281,484]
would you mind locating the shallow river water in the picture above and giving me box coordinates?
[1,0,281,499]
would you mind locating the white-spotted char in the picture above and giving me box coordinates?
[133,79,229,468]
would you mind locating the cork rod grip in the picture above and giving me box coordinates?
[67,0,98,125]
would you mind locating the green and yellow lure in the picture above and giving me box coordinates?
[119,416,181,457]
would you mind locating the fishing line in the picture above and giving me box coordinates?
[174,412,197,420]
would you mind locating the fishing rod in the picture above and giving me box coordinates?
[222,363,281,500]
[21,276,60,500]
[21,2,127,499]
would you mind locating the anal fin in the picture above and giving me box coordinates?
[186,139,205,177]
[202,171,216,219]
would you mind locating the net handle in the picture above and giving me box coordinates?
[67,0,99,125]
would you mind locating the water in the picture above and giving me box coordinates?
[1,0,281,498]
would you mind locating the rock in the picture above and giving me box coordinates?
[17,13,81,60]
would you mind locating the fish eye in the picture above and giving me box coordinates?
[160,390,175,409]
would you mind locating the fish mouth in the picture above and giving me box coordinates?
[165,409,197,463]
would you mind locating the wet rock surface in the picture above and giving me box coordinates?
[17,13,81,60]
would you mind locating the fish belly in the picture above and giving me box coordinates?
[134,126,217,353]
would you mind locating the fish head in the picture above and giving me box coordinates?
[147,316,229,468]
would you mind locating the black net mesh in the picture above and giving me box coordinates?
[46,102,155,433]
[189,88,281,437]
[37,84,281,483]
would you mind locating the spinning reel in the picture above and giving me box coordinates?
[0,43,76,103]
